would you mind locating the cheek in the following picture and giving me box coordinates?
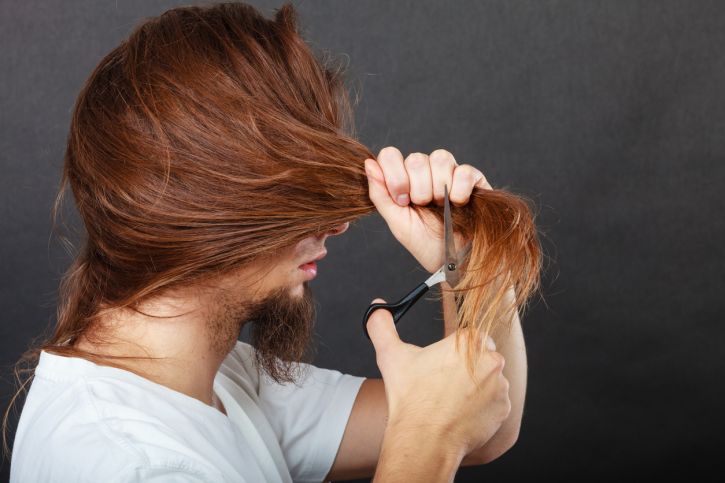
[252,261,298,293]
[281,259,306,283]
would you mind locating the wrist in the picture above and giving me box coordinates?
[377,418,465,482]
[386,414,467,459]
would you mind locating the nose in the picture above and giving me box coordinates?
[319,221,349,239]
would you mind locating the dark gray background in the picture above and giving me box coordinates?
[2,0,724,481]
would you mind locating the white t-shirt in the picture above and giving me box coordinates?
[10,341,366,483]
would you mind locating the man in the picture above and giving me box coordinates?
[9,3,525,482]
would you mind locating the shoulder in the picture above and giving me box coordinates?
[11,374,223,482]
[11,376,139,480]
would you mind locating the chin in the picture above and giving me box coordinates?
[290,283,305,299]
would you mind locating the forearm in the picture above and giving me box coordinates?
[440,283,528,460]
[373,419,463,482]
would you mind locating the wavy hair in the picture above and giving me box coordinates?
[3,1,543,456]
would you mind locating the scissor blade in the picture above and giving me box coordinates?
[443,184,460,287]
[426,241,472,289]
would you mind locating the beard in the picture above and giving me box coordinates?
[208,281,317,385]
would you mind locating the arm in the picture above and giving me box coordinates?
[324,378,387,481]
[441,281,527,464]
[324,285,525,480]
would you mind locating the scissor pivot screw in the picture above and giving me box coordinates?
[447,263,456,271]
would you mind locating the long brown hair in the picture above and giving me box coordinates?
[3,1,543,457]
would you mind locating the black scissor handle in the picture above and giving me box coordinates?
[362,282,430,340]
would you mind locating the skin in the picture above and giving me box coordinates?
[75,146,527,480]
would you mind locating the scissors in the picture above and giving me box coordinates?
[362,184,472,339]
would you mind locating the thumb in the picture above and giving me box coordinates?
[364,159,400,221]
[365,298,402,355]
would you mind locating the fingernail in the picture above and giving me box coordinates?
[396,194,409,206]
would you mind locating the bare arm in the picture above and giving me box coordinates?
[441,281,527,463]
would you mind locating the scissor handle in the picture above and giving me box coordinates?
[362,282,430,340]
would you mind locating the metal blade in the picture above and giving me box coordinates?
[443,184,460,287]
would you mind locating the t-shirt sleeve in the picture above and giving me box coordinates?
[251,348,366,483]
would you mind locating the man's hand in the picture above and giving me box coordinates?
[366,300,511,480]
[364,146,492,273]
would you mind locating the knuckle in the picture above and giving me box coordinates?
[404,152,428,168]
[378,146,403,159]
[429,148,456,166]
[455,164,477,182]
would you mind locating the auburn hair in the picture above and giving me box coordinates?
[3,1,543,456]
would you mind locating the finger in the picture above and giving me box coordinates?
[404,152,433,205]
[474,170,492,191]
[449,164,482,206]
[366,298,402,355]
[365,158,400,220]
[429,149,457,206]
[377,146,411,206]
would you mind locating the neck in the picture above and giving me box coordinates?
[73,292,237,412]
